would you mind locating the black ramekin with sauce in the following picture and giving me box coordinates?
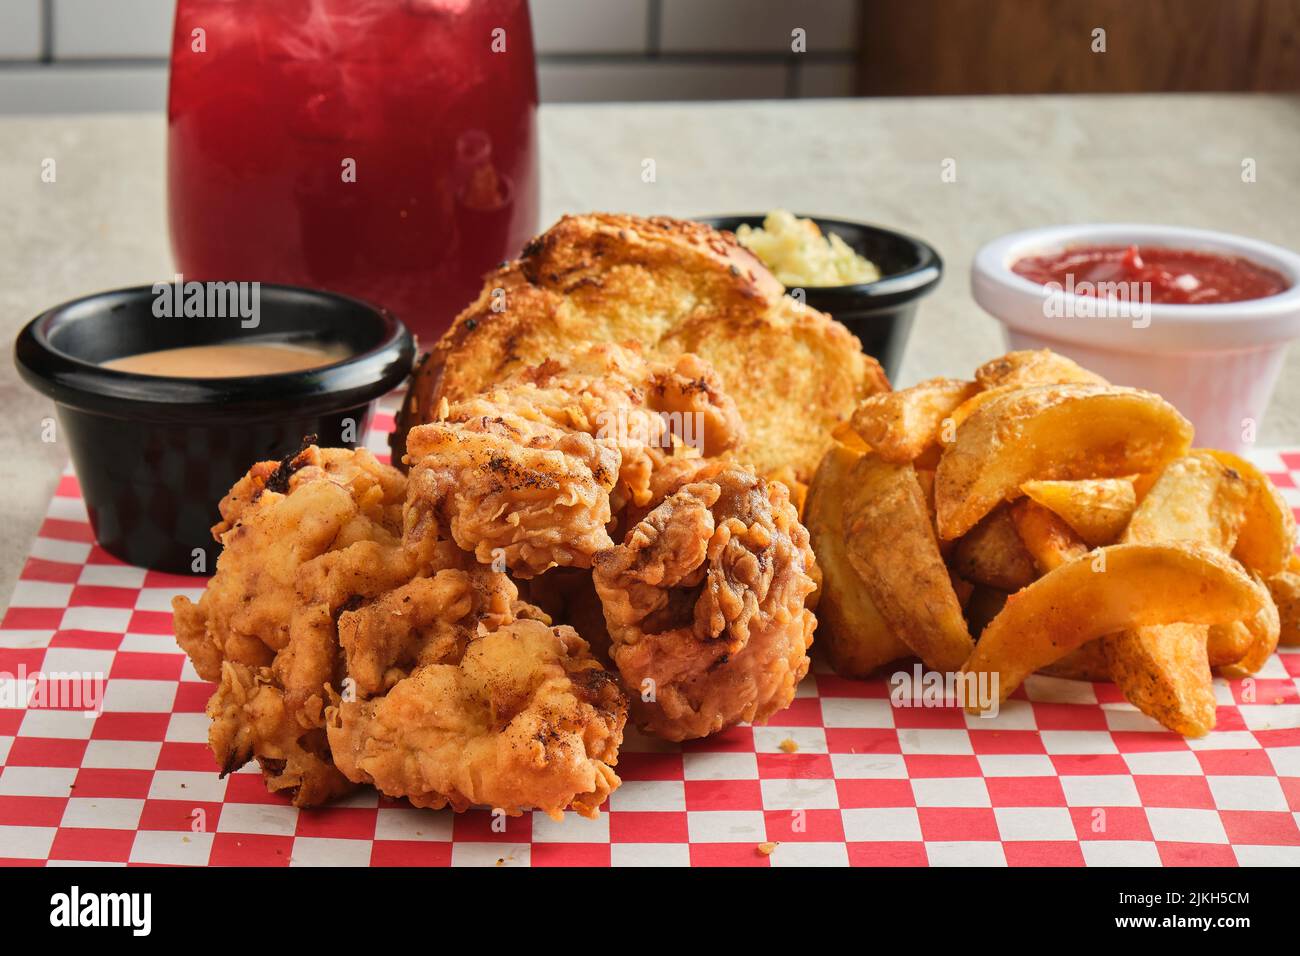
[14,284,413,574]
[696,214,943,380]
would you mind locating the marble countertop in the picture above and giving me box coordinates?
[3,94,1300,605]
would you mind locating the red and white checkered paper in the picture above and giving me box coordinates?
[4,404,1300,867]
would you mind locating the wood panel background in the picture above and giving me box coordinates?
[859,0,1300,95]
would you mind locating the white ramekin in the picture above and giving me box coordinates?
[971,224,1300,451]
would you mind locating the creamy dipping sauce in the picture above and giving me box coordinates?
[102,341,350,378]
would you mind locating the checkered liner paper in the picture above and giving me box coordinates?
[4,400,1300,869]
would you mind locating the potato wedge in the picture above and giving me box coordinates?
[1200,449,1297,576]
[1040,640,1111,682]
[1020,477,1137,547]
[1103,624,1216,737]
[1219,578,1282,677]
[805,442,911,677]
[951,505,1037,591]
[1123,453,1249,550]
[1009,498,1089,574]
[1207,620,1255,667]
[974,349,1109,391]
[961,543,1269,710]
[843,454,974,672]
[1268,555,1300,647]
[849,378,977,464]
[935,385,1193,540]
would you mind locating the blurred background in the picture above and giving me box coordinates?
[2,0,1296,114]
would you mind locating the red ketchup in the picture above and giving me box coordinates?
[1012,245,1288,305]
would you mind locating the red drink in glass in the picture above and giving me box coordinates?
[167,0,539,343]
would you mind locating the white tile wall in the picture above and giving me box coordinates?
[660,0,859,53]
[532,0,649,54]
[0,65,167,114]
[541,60,787,102]
[52,0,174,59]
[0,1,43,59]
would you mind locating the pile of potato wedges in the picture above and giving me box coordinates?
[806,349,1299,736]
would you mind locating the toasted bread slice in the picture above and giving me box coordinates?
[391,213,888,480]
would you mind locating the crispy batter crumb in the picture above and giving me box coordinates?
[756,842,778,856]
[779,738,799,753]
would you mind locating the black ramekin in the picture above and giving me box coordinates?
[14,283,414,574]
[696,214,943,381]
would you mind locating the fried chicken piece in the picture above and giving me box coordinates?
[403,344,743,578]
[391,213,888,482]
[327,619,627,819]
[592,460,818,740]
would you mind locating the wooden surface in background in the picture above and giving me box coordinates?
[859,0,1300,95]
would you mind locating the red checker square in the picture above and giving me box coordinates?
[1236,679,1299,705]
[41,518,95,543]
[904,754,982,778]
[86,545,128,565]
[1281,778,1300,811]
[92,712,170,741]
[532,843,610,867]
[69,585,138,609]
[127,610,177,635]
[1279,654,1300,678]
[0,858,44,867]
[1004,841,1085,867]
[7,736,87,768]
[0,709,25,734]
[1070,806,1153,841]
[847,841,928,866]
[0,795,67,827]
[690,842,770,867]
[1267,469,1296,488]
[1111,731,1192,754]
[757,753,832,779]
[72,768,153,800]
[143,570,210,590]
[1134,775,1215,809]
[762,697,824,727]
[49,827,136,863]
[1158,842,1238,867]
[50,630,122,650]
[223,773,293,805]
[210,832,291,866]
[615,752,682,781]
[55,474,81,497]
[824,728,900,754]
[815,675,890,699]
[1219,810,1300,846]
[0,607,62,630]
[371,411,395,432]
[1254,728,1300,749]
[295,806,377,841]
[109,652,184,681]
[451,809,531,843]
[764,808,844,842]
[173,681,216,713]
[836,779,916,809]
[370,840,452,867]
[21,557,82,584]
[917,807,1000,842]
[138,799,222,833]
[684,779,762,811]
[157,742,217,772]
[1196,749,1276,776]
[609,811,689,843]
[987,776,1067,807]
[1091,682,1131,705]
[1051,754,1130,775]
[1211,706,1249,733]
[891,706,967,730]
[682,725,753,753]
[0,647,47,673]
[1278,451,1300,471]
[967,729,1046,755]
[1030,702,1110,731]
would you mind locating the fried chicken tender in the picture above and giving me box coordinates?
[403,343,743,578]
[592,459,818,741]
[327,619,627,819]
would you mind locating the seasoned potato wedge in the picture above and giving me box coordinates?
[842,454,974,672]
[935,385,1193,540]
[805,443,911,677]
[961,543,1269,710]
[1020,477,1137,547]
[1103,624,1216,736]
[1268,555,1300,647]
[1009,498,1089,573]
[849,378,977,464]
[974,349,1109,391]
[951,505,1037,592]
[1040,639,1111,682]
[1123,454,1249,550]
[1201,449,1297,576]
